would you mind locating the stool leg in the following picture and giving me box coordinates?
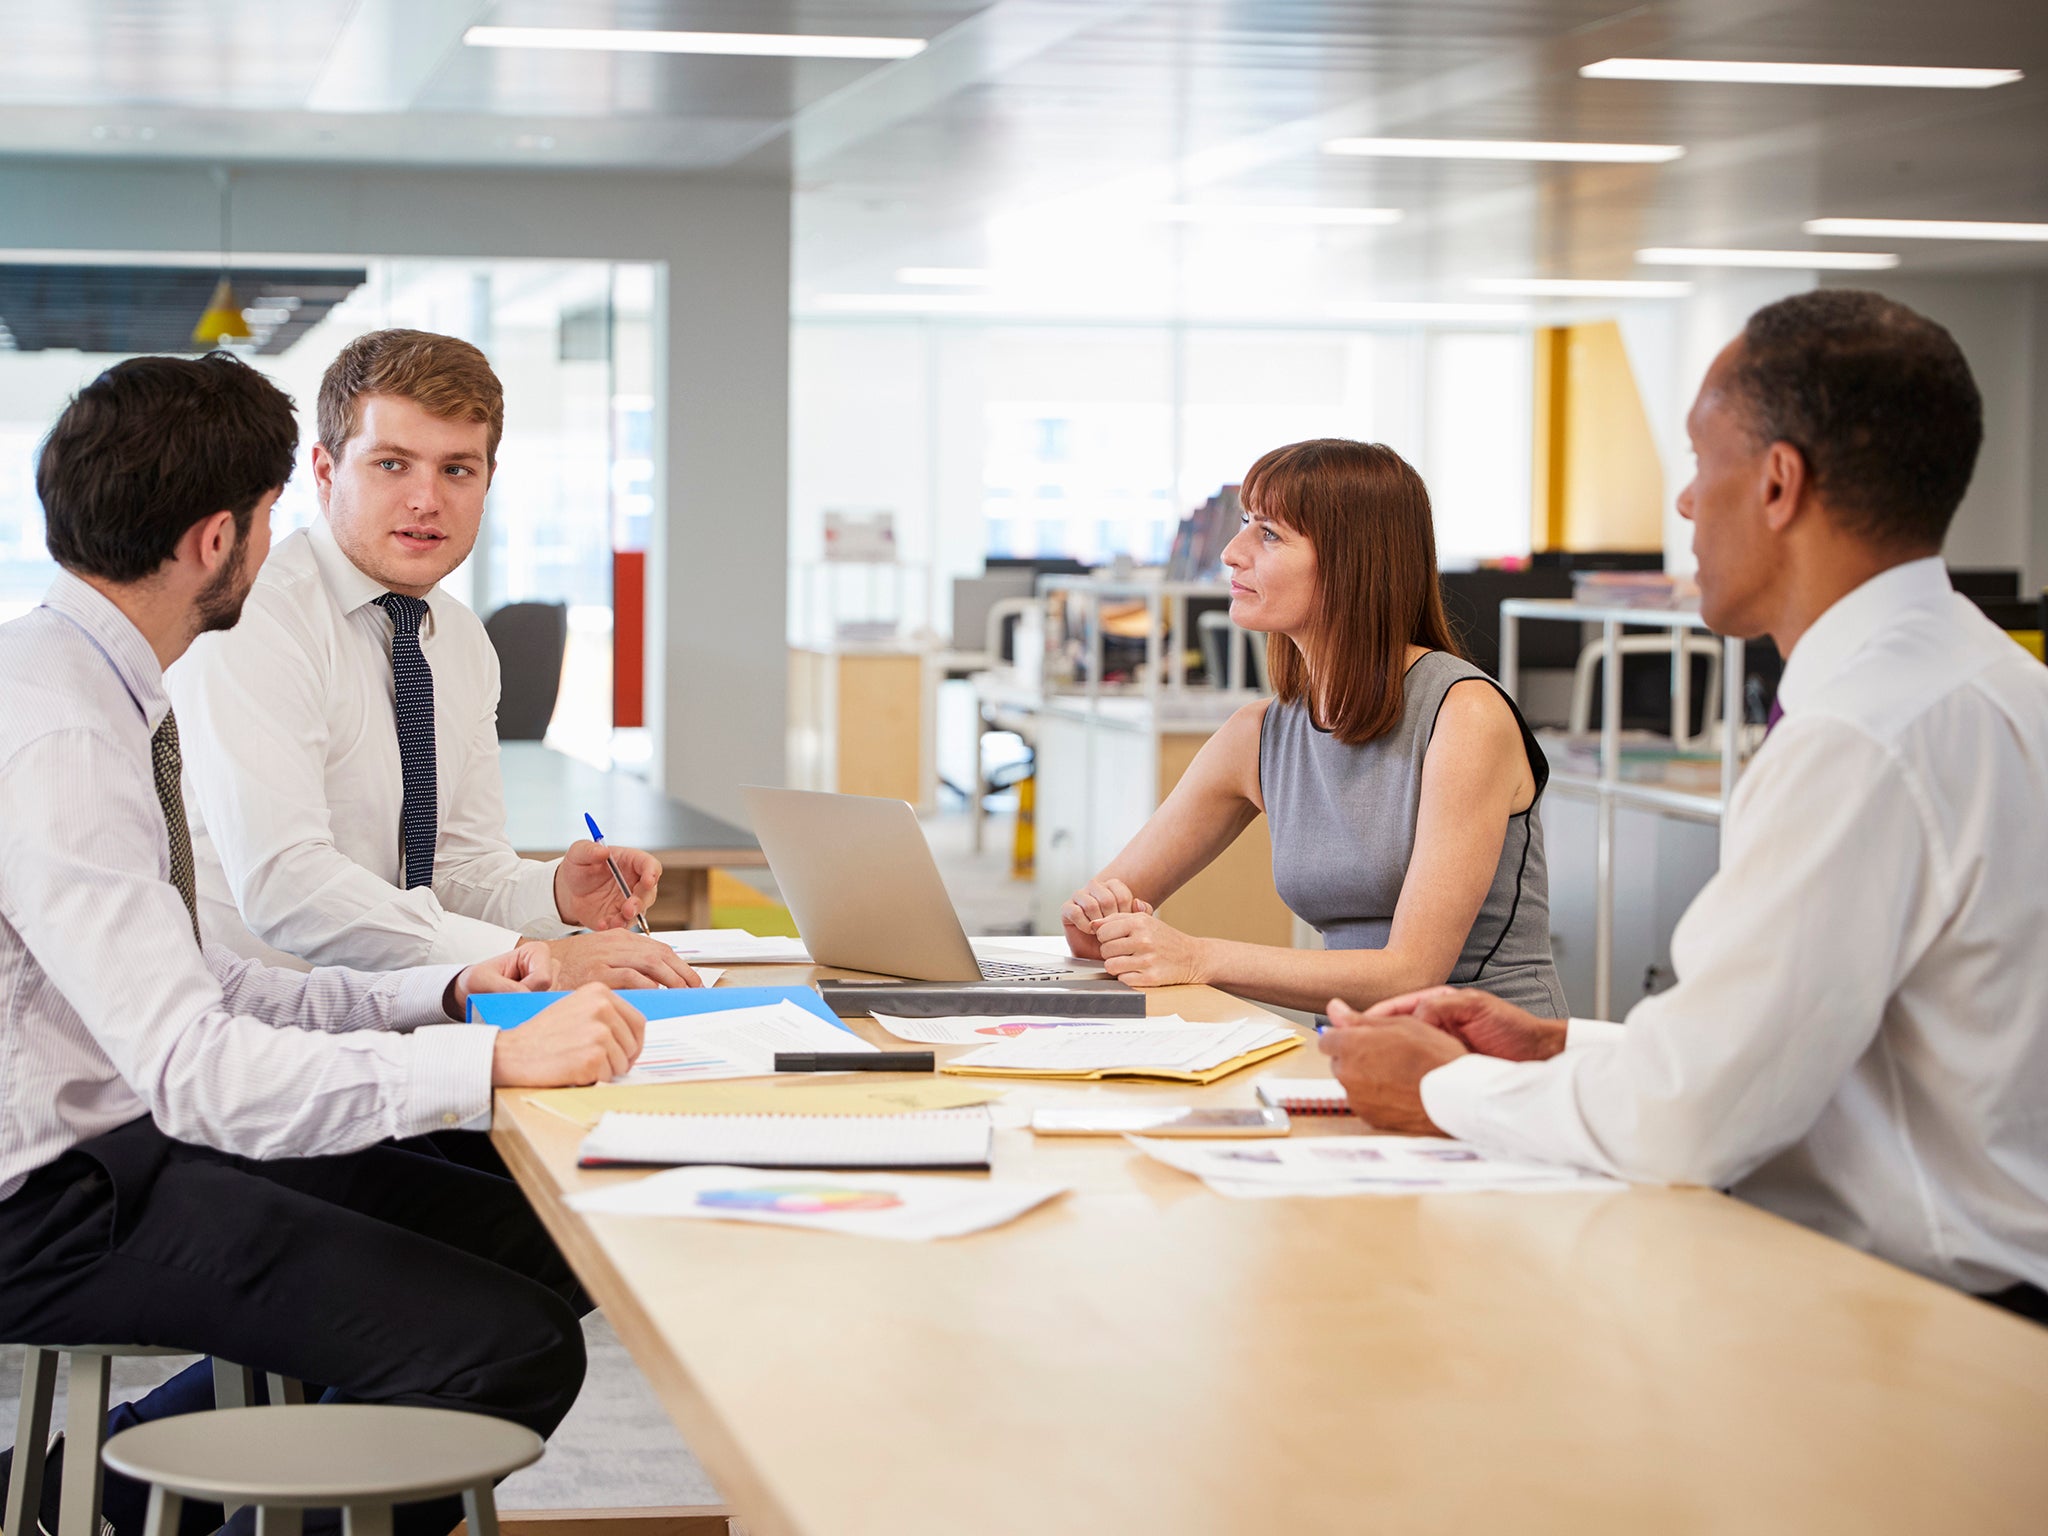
[460,1485,500,1536]
[140,1487,181,1536]
[210,1361,258,1519]
[59,1353,110,1536]
[263,1375,306,1407]
[256,1506,302,1536]
[341,1504,392,1536]
[7,1350,59,1536]
[209,1360,256,1410]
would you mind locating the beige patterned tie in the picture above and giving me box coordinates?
[151,710,202,947]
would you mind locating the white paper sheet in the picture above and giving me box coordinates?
[652,928,814,965]
[568,1165,1065,1240]
[624,1001,876,1084]
[578,1107,994,1169]
[871,1012,1195,1045]
[949,1020,1293,1075]
[1127,1134,1626,1197]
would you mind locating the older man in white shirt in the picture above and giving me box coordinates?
[0,352,648,1536]
[1320,290,2048,1324]
[168,328,695,988]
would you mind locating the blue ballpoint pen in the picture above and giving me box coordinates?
[583,812,654,936]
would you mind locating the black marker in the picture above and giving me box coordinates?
[775,1051,935,1073]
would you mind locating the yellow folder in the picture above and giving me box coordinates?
[939,1033,1301,1085]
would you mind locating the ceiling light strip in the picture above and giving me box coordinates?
[1635,247,1900,270]
[1474,278,1694,298]
[1805,217,2048,242]
[896,268,995,287]
[1324,137,1683,163]
[463,26,926,60]
[1154,205,1403,226]
[1582,59,2020,89]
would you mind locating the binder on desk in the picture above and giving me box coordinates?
[467,985,852,1032]
[818,979,1146,1019]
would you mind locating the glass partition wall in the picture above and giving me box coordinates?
[789,318,1535,646]
[0,256,654,767]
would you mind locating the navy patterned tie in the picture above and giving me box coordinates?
[375,593,438,890]
[150,710,202,946]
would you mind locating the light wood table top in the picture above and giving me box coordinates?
[493,971,2048,1536]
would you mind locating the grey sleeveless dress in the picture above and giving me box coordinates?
[1258,650,1567,1016]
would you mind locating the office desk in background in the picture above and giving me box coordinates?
[491,968,2048,1536]
[499,742,767,930]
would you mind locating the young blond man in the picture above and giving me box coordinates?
[169,329,695,988]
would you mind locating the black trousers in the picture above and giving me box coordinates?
[0,1118,588,1536]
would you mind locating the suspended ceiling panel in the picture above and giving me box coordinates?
[0,1,2042,314]
[0,265,368,354]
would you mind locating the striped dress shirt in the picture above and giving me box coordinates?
[0,572,496,1203]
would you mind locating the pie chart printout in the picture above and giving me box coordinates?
[696,1184,905,1216]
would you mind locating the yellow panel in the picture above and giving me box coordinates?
[1559,320,1664,551]
[1530,320,1665,553]
[1530,327,1570,553]
[1151,731,1297,948]
[2009,630,2045,662]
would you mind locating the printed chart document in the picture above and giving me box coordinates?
[653,928,813,965]
[1129,1135,1626,1198]
[569,1165,1065,1241]
[872,1012,1172,1045]
[942,1019,1300,1083]
[577,1106,994,1170]
[628,1000,876,1084]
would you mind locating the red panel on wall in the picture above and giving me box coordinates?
[613,549,645,728]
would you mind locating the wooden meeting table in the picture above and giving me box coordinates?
[491,969,2048,1536]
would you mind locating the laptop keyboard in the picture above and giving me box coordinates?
[977,958,1073,980]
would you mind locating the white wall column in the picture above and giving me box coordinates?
[0,159,791,823]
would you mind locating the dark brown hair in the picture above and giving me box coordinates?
[317,328,505,466]
[1242,438,1462,744]
[40,352,296,582]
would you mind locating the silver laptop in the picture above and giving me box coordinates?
[742,786,1110,983]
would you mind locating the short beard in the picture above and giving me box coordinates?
[194,535,253,635]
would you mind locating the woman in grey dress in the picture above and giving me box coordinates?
[1062,438,1566,1017]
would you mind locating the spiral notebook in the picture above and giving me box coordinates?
[577,1107,994,1171]
[1256,1079,1354,1116]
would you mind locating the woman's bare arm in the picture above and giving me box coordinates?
[1061,699,1268,958]
[1095,681,1535,1008]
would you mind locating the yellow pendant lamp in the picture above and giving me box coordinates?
[192,275,252,347]
[192,166,252,349]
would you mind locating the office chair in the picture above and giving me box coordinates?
[483,602,569,741]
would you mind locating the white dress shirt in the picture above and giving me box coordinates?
[168,515,570,970]
[1422,557,2048,1293]
[0,573,497,1204]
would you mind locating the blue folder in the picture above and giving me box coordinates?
[466,985,855,1035]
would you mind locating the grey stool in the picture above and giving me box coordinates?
[103,1406,540,1536]
[8,1348,304,1536]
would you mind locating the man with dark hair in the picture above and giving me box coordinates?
[0,353,648,1536]
[167,328,696,991]
[1319,290,2048,1321]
